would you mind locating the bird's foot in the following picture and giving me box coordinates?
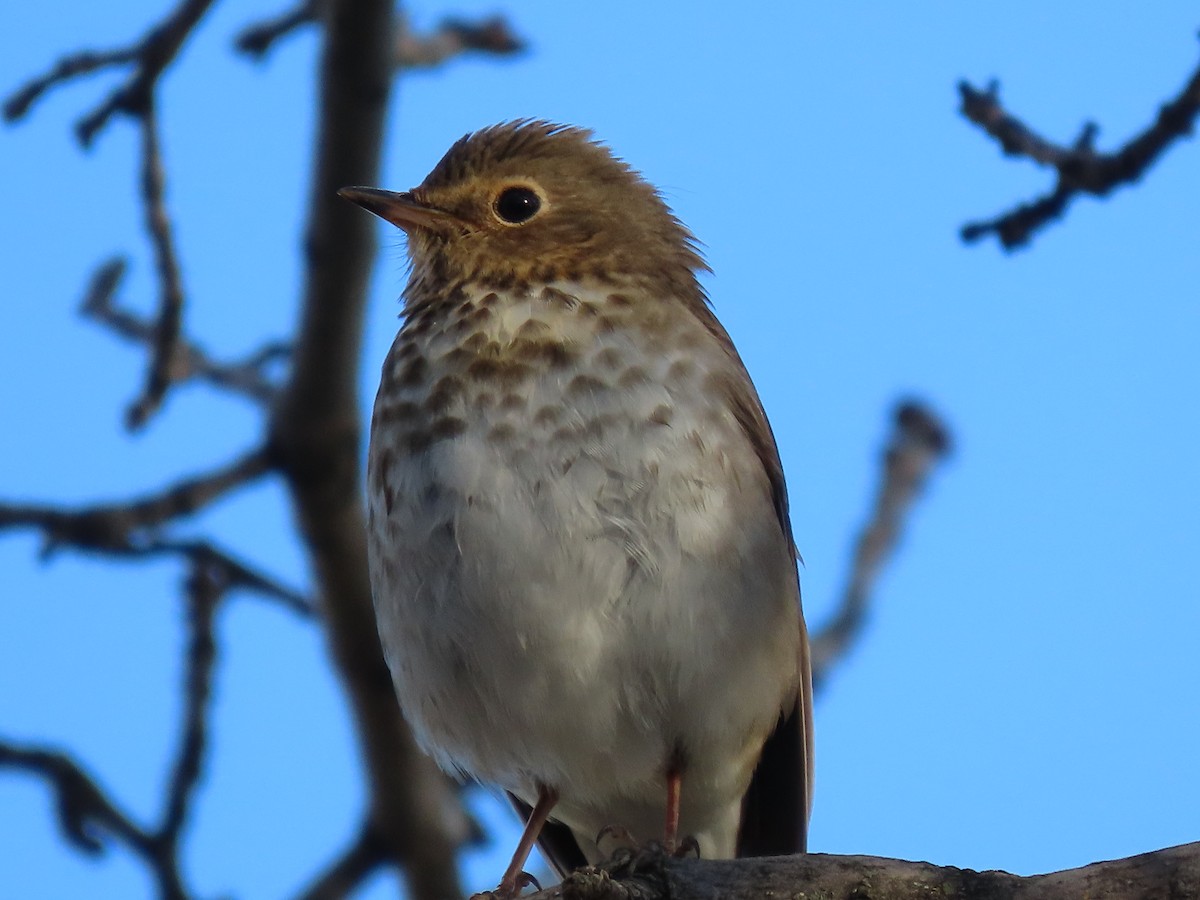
[596,836,700,878]
[469,871,541,899]
[595,825,698,859]
[562,833,701,897]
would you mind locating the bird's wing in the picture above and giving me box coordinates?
[707,315,813,856]
[736,627,813,856]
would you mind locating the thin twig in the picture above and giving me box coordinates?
[160,562,222,845]
[156,540,313,616]
[3,47,138,122]
[235,0,320,57]
[234,4,526,69]
[125,102,187,430]
[3,0,217,146]
[0,446,272,551]
[0,492,313,617]
[0,742,147,856]
[5,0,218,431]
[959,45,1200,249]
[80,259,289,404]
[0,559,226,900]
[810,401,951,693]
[395,15,526,70]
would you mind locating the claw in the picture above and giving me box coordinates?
[515,871,542,893]
[595,823,639,855]
[674,835,700,859]
[469,871,541,900]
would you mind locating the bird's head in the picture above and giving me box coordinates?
[340,120,708,298]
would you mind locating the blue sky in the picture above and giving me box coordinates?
[2,2,1198,897]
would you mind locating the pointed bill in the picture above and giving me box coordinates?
[337,186,463,233]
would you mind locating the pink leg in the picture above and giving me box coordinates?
[495,785,558,896]
[664,769,681,852]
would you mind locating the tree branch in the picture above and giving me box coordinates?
[0,557,228,900]
[530,841,1200,900]
[0,742,146,857]
[0,489,312,616]
[810,401,951,693]
[80,258,289,405]
[235,0,319,57]
[0,446,271,552]
[959,44,1200,249]
[235,3,526,71]
[159,562,222,844]
[2,0,216,145]
[395,14,525,70]
[124,101,188,430]
[4,0,219,429]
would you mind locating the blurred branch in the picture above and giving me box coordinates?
[265,0,466,896]
[0,557,228,900]
[959,44,1200,250]
[0,743,144,857]
[236,3,525,69]
[0,449,313,616]
[2,0,216,145]
[810,401,951,693]
[533,841,1200,900]
[0,446,271,551]
[4,0,219,430]
[235,0,319,57]
[81,259,289,405]
[125,101,186,430]
[160,562,222,843]
[395,14,526,70]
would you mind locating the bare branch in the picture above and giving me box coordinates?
[159,562,222,843]
[396,14,526,70]
[810,401,951,693]
[121,105,186,429]
[293,817,389,900]
[3,48,139,123]
[0,494,312,616]
[235,0,320,57]
[156,540,313,616]
[81,259,289,404]
[0,741,147,856]
[6,1,221,429]
[0,446,271,552]
[959,46,1200,249]
[533,841,1200,900]
[0,559,227,900]
[234,4,526,69]
[3,0,217,146]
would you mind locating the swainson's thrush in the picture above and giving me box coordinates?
[342,121,812,895]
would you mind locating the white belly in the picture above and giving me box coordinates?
[366,281,800,856]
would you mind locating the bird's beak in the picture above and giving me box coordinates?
[337,186,461,233]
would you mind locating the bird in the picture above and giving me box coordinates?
[341,120,812,896]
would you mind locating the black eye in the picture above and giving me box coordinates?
[494,186,542,224]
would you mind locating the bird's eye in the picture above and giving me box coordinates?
[494,186,542,224]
